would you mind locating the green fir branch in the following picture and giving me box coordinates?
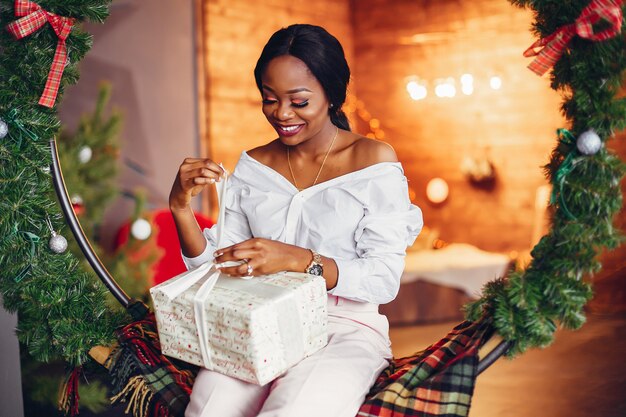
[467,1,626,356]
[0,0,123,367]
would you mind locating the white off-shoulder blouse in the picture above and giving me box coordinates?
[182,151,423,305]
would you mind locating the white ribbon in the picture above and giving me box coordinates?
[155,168,229,301]
[153,167,308,374]
[193,267,221,368]
[155,168,231,368]
[214,164,228,249]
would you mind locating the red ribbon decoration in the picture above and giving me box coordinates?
[524,0,623,76]
[5,0,75,108]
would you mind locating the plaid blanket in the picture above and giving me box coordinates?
[106,314,492,417]
[358,318,493,417]
[107,312,198,417]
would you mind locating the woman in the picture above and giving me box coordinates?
[170,24,423,417]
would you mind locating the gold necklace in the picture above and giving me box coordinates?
[287,127,339,191]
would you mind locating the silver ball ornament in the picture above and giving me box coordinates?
[131,218,152,240]
[49,233,68,253]
[0,118,8,139]
[78,145,93,164]
[576,130,602,155]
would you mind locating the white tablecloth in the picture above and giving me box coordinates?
[402,243,511,298]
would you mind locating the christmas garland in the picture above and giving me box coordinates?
[0,0,624,414]
[0,0,125,367]
[465,0,626,355]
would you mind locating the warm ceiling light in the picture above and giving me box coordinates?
[426,178,449,203]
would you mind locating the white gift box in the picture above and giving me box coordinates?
[150,263,328,385]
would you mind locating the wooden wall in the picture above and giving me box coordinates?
[351,0,564,254]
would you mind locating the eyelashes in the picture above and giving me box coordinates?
[262,99,309,108]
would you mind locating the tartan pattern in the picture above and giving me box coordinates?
[523,0,623,76]
[5,0,74,108]
[357,318,493,417]
[109,313,198,417]
[106,314,493,417]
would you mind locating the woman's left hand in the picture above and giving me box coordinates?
[214,238,308,278]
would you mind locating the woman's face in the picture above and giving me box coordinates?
[261,55,334,146]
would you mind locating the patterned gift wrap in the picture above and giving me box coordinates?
[150,267,328,385]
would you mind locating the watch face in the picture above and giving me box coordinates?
[308,264,323,276]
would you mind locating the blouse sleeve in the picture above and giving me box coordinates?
[181,174,253,269]
[328,170,423,304]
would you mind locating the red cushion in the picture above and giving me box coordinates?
[115,209,214,285]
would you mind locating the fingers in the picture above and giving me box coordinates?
[214,240,262,278]
[170,158,225,210]
[214,247,257,264]
[217,259,255,279]
[181,159,224,186]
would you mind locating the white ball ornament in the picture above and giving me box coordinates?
[49,233,68,253]
[0,118,8,139]
[131,218,152,240]
[78,145,93,164]
[70,194,83,205]
[576,129,602,155]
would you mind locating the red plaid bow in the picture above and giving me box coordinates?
[6,0,75,108]
[524,0,623,76]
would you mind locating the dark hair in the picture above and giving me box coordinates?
[254,24,351,131]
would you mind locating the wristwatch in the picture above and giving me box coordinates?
[305,250,324,276]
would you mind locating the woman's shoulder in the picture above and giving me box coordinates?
[345,134,399,171]
[245,140,282,166]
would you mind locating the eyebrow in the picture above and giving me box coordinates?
[262,85,312,94]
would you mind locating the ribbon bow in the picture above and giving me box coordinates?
[524,0,623,76]
[6,0,75,108]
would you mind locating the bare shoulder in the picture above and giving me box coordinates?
[349,136,398,168]
[247,140,282,165]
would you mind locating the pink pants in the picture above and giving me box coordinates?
[185,295,392,417]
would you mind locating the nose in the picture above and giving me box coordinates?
[274,102,294,121]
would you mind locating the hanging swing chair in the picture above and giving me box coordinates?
[50,138,511,417]
[2,1,624,416]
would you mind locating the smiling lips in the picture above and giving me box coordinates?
[275,124,304,136]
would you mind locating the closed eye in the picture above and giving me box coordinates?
[262,99,309,108]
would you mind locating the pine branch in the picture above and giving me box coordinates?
[473,0,626,355]
[0,0,123,367]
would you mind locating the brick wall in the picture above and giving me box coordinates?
[199,0,624,310]
[351,0,565,254]
[199,0,353,173]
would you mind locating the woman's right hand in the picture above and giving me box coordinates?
[169,158,225,211]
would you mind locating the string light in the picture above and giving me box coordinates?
[489,75,502,90]
[460,73,474,95]
[407,80,427,101]
[434,77,456,98]
[405,73,503,100]
[345,93,386,140]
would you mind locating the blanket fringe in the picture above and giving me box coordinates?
[111,375,155,417]
[58,366,82,416]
